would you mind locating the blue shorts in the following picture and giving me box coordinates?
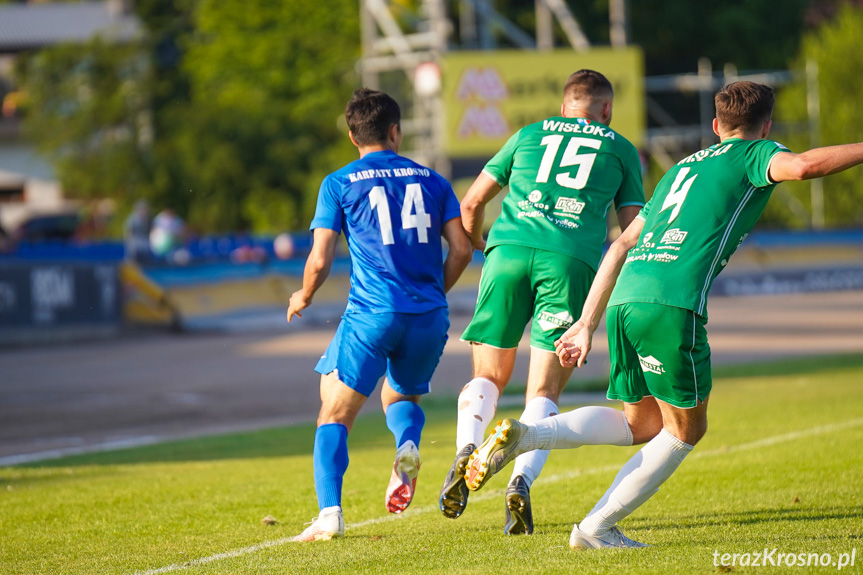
[314,308,450,397]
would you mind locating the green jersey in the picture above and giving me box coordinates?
[482,116,644,271]
[608,138,790,318]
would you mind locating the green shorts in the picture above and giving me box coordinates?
[461,244,594,352]
[606,302,712,408]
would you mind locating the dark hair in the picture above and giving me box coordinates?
[714,81,775,133]
[563,69,614,101]
[345,88,401,146]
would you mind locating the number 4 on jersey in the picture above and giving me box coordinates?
[369,184,431,245]
[660,167,698,223]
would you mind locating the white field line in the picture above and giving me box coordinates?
[130,416,863,575]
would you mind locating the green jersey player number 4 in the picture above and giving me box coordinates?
[609,138,787,318]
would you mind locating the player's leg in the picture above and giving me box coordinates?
[441,245,533,519]
[503,251,591,534]
[465,303,660,491]
[383,308,448,514]
[293,370,367,542]
[500,348,568,534]
[381,382,424,514]
[571,398,707,549]
[571,304,712,549]
[293,314,390,541]
[461,343,515,447]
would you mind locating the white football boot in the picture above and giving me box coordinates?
[292,507,345,542]
[569,523,649,549]
[385,440,421,514]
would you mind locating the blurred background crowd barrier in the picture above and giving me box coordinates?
[1,228,861,344]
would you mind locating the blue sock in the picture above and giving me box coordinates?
[385,401,425,448]
[313,423,349,510]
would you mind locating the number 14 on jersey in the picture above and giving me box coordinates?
[369,184,431,245]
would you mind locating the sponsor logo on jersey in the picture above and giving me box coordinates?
[528,190,543,203]
[638,354,666,375]
[519,199,549,210]
[660,228,688,245]
[641,232,655,248]
[537,310,574,332]
[555,197,585,214]
[641,252,678,263]
[518,210,544,219]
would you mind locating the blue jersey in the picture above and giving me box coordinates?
[310,150,461,314]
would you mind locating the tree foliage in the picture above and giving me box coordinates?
[18,39,152,204]
[173,0,359,232]
[772,3,863,228]
[18,0,359,234]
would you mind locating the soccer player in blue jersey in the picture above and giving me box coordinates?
[287,89,472,542]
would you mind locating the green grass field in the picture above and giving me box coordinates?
[3,355,863,574]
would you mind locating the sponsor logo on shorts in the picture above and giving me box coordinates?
[554,197,585,214]
[660,228,688,245]
[638,354,666,374]
[537,310,574,332]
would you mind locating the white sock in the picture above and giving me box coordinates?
[455,377,499,450]
[509,396,559,487]
[579,428,693,535]
[520,406,633,452]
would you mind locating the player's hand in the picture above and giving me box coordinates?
[472,237,487,252]
[287,290,311,322]
[554,320,592,368]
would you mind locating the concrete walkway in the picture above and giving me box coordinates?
[1,290,862,464]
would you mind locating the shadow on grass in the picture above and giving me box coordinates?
[14,399,457,469]
[14,353,863,470]
[627,504,863,532]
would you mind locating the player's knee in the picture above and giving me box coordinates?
[629,418,663,445]
[317,406,356,430]
[664,417,707,446]
[625,404,664,444]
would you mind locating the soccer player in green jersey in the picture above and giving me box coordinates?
[461,81,863,548]
[439,70,645,534]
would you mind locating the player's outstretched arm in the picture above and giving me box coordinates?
[287,228,339,322]
[441,217,473,293]
[555,218,644,368]
[460,172,502,252]
[769,142,863,183]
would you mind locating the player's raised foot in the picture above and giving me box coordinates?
[439,443,475,519]
[465,418,528,491]
[504,475,534,535]
[385,440,421,514]
[569,524,648,549]
[292,507,344,542]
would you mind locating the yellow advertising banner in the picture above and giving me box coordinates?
[442,48,645,158]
